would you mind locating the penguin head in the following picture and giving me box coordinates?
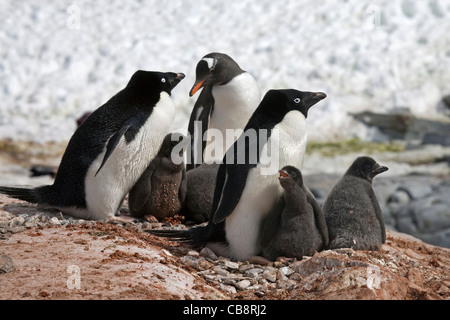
[127,71,185,96]
[189,52,244,96]
[346,156,389,182]
[158,133,185,158]
[157,133,186,171]
[262,89,326,119]
[278,165,303,189]
[282,89,327,118]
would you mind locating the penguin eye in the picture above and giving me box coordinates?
[161,78,166,83]
[294,98,301,104]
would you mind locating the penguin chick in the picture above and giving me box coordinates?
[323,156,388,251]
[260,166,329,260]
[183,163,219,223]
[128,133,187,221]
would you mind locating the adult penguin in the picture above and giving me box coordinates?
[0,71,185,220]
[151,89,326,261]
[187,52,260,170]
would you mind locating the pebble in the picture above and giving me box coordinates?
[223,260,239,270]
[235,280,251,291]
[262,269,277,283]
[187,250,200,258]
[243,268,263,278]
[199,247,218,260]
[0,252,14,273]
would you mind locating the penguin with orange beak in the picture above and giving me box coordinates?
[186,52,261,170]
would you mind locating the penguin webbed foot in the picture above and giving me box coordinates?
[108,215,139,224]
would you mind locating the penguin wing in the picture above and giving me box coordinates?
[187,88,214,170]
[211,163,254,224]
[178,167,187,204]
[369,188,387,243]
[307,192,330,247]
[95,116,142,176]
[128,163,156,212]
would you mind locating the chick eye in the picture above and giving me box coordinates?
[161,78,166,83]
[294,98,301,103]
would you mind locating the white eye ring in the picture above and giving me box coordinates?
[161,78,166,83]
[294,98,301,103]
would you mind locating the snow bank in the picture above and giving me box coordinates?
[1,0,449,143]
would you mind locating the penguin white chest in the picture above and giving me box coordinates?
[224,111,308,261]
[84,92,175,220]
[205,73,260,162]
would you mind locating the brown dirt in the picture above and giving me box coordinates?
[0,194,449,300]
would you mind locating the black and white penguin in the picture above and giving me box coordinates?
[151,89,327,261]
[128,133,187,221]
[187,52,261,170]
[323,156,388,251]
[260,166,329,260]
[0,71,185,220]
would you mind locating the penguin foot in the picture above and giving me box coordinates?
[108,215,138,224]
[247,255,272,266]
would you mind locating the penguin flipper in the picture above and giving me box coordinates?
[307,192,329,247]
[187,88,213,170]
[95,117,140,176]
[128,164,155,213]
[369,188,386,243]
[211,164,253,224]
[178,167,187,204]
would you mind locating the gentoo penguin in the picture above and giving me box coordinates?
[183,163,219,223]
[323,156,388,251]
[151,89,327,261]
[260,166,329,260]
[0,71,185,220]
[187,52,261,170]
[128,133,187,221]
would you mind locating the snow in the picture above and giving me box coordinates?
[1,0,449,143]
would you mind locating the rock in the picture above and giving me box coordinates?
[199,247,218,260]
[9,216,25,227]
[181,255,198,270]
[280,266,294,277]
[262,269,277,283]
[48,217,61,226]
[222,260,239,271]
[187,250,199,258]
[235,280,251,291]
[351,109,450,146]
[238,263,255,273]
[0,252,14,273]
[243,268,263,278]
[212,266,230,277]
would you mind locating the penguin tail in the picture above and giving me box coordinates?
[147,223,215,248]
[0,186,39,203]
[0,185,56,206]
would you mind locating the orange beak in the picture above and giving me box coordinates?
[190,80,204,96]
[278,170,289,178]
